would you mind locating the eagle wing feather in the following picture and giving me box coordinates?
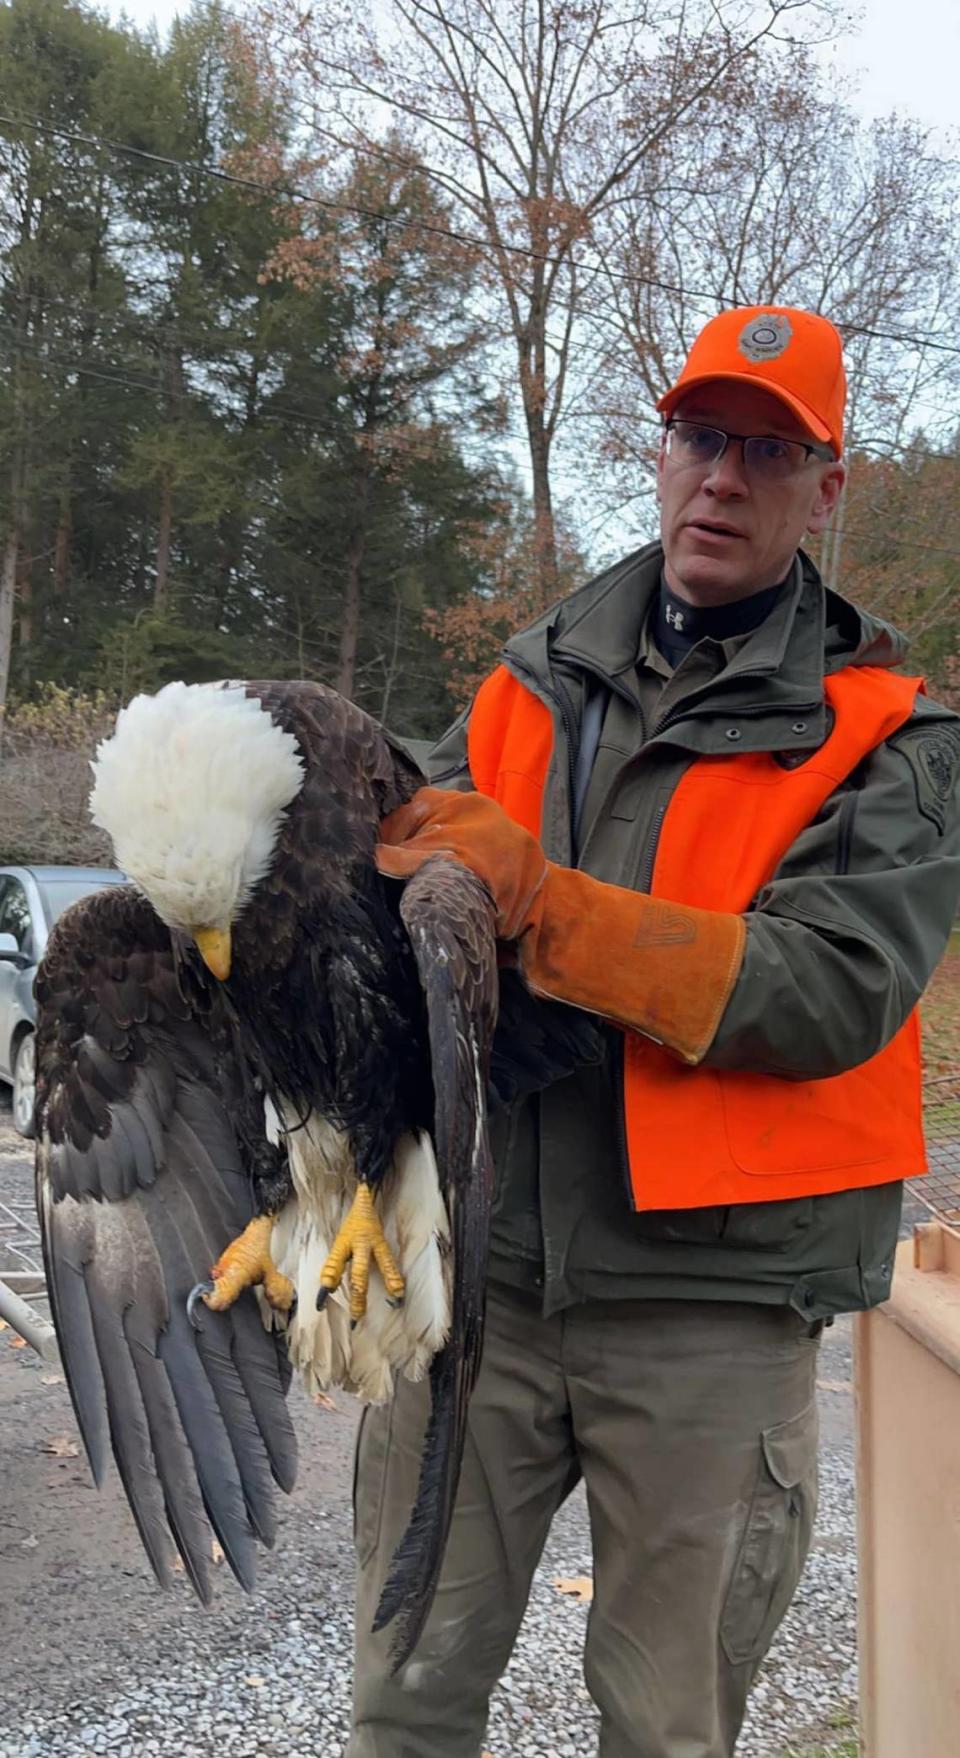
[372,856,497,1666]
[36,884,296,1602]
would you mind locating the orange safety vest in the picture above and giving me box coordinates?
[468,661,927,1210]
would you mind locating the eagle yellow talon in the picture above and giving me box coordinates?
[200,1214,296,1314]
[318,1182,405,1322]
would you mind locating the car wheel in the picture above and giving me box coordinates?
[12,1031,36,1140]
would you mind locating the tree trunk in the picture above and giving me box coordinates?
[822,471,849,596]
[526,407,559,600]
[521,285,559,598]
[337,518,366,698]
[0,517,22,747]
[53,484,72,594]
[17,557,32,656]
[155,470,173,611]
[215,342,263,624]
[379,590,404,725]
[154,345,184,613]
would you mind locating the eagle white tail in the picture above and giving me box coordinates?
[268,1109,451,1404]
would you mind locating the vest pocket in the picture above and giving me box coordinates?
[720,1401,819,1667]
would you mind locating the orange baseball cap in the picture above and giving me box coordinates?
[656,305,846,456]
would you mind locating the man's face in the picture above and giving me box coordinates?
[656,382,845,606]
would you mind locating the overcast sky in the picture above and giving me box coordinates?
[821,0,958,132]
[108,0,959,135]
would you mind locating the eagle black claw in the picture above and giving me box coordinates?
[315,1286,330,1312]
[187,1280,215,1330]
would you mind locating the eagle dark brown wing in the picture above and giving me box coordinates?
[371,856,498,1665]
[35,885,296,1602]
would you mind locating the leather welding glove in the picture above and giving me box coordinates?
[376,787,746,1066]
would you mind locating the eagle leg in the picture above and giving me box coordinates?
[187,1214,296,1328]
[316,1181,405,1323]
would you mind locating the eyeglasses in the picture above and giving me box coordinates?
[664,419,834,483]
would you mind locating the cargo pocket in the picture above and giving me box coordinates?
[352,1399,394,1570]
[720,1401,819,1667]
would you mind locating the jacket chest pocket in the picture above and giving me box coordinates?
[582,781,675,895]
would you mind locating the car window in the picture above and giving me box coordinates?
[39,876,124,927]
[0,879,36,959]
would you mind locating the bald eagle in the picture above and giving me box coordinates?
[35,679,598,1664]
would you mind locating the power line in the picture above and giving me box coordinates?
[0,328,532,476]
[8,328,960,538]
[10,334,960,565]
[3,107,960,361]
[7,287,957,463]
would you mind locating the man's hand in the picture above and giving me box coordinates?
[376,788,548,941]
[377,785,746,1065]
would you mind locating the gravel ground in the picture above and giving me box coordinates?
[0,1105,859,1758]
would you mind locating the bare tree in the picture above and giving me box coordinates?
[261,0,830,595]
[585,46,960,572]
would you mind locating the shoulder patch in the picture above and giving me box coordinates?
[891,722,960,833]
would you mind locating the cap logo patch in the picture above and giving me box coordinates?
[738,313,793,363]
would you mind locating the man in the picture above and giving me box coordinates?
[350,306,960,1757]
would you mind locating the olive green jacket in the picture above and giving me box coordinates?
[428,543,960,1319]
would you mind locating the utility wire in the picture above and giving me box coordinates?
[0,328,532,474]
[7,331,960,542]
[10,335,960,566]
[5,286,949,460]
[3,107,960,360]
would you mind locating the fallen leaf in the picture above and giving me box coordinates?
[313,1390,338,1411]
[0,1318,8,1331]
[245,1675,265,1688]
[8,1335,27,1350]
[42,1435,80,1458]
[817,1378,851,1394]
[553,1575,593,1603]
[173,1535,224,1574]
[40,1373,64,1386]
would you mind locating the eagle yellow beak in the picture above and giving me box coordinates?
[194,926,232,981]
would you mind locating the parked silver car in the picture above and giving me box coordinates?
[0,865,126,1137]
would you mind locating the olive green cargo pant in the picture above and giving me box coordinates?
[349,1283,820,1758]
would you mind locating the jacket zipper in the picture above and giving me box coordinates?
[611,1036,637,1213]
[615,810,658,1213]
[834,766,865,875]
[638,799,668,894]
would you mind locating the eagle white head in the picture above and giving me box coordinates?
[90,681,305,977]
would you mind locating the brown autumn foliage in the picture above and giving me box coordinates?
[588,48,960,541]
[425,515,584,705]
[430,432,960,714]
[0,686,114,865]
[830,441,960,708]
